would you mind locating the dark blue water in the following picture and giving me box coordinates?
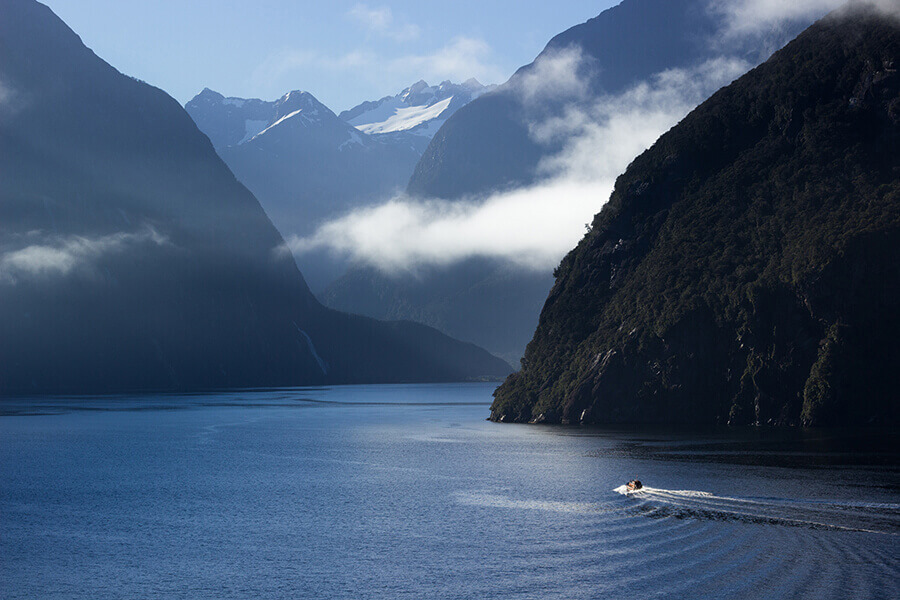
[2,383,898,599]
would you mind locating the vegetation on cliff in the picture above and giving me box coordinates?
[491,6,900,426]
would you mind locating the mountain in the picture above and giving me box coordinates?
[323,0,816,365]
[321,260,554,366]
[491,5,900,427]
[182,88,274,151]
[185,88,425,289]
[0,0,512,395]
[408,0,806,200]
[185,80,493,290]
[212,89,423,236]
[339,78,494,138]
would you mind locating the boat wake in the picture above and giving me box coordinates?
[614,486,900,534]
[455,492,605,514]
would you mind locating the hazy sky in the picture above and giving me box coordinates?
[41,0,617,110]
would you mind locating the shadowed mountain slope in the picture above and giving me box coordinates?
[491,5,900,426]
[407,0,797,200]
[0,0,511,394]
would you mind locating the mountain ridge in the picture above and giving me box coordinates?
[490,4,900,426]
[0,0,512,395]
[339,79,495,138]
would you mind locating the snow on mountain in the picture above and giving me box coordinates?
[184,88,272,151]
[250,92,329,140]
[339,79,495,139]
[253,109,304,139]
[351,97,453,134]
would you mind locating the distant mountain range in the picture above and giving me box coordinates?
[323,0,821,365]
[492,4,900,426]
[185,79,493,290]
[0,0,512,395]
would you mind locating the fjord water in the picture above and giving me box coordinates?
[1,384,897,599]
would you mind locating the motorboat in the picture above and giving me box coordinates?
[626,479,643,491]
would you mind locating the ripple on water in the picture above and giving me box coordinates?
[452,484,899,599]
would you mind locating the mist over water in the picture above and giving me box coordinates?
[2,384,897,599]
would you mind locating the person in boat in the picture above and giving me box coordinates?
[626,479,643,491]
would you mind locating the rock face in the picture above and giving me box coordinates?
[0,0,512,395]
[491,6,900,427]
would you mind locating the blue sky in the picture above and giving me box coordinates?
[42,0,618,111]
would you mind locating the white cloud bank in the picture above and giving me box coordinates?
[512,47,592,104]
[714,0,900,38]
[288,54,749,273]
[0,228,167,284]
[712,0,844,37]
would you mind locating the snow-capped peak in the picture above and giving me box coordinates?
[352,97,453,135]
[276,90,321,116]
[401,80,432,100]
[339,78,496,140]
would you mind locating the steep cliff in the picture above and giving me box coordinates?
[491,6,900,426]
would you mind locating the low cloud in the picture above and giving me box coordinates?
[0,228,167,284]
[286,185,597,272]
[513,47,592,104]
[287,57,750,273]
[534,57,750,180]
[712,0,842,38]
[347,3,421,42]
[710,0,900,39]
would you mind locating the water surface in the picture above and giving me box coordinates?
[2,383,897,599]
